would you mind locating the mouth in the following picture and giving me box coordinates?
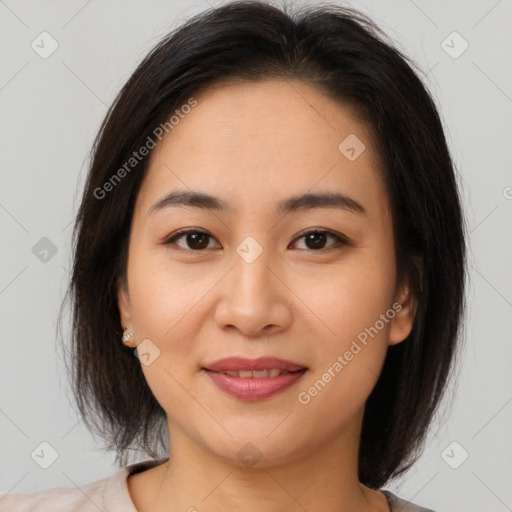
[207,368,300,378]
[202,356,307,373]
[201,356,308,400]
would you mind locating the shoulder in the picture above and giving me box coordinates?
[381,490,437,512]
[0,458,167,512]
[0,467,129,512]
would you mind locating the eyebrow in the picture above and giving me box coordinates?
[147,190,366,216]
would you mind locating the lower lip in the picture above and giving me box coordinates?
[203,369,307,400]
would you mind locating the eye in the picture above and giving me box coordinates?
[163,229,220,251]
[290,229,349,251]
[163,228,349,253]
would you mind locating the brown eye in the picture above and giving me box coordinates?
[183,232,210,250]
[291,230,348,251]
[303,231,328,250]
[163,228,348,253]
[164,230,219,251]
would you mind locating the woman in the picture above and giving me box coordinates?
[0,1,467,510]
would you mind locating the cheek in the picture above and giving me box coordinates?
[127,247,222,361]
[126,255,208,414]
[296,251,396,404]
[302,250,396,344]
[127,245,177,336]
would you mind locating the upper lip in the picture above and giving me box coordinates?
[202,357,306,372]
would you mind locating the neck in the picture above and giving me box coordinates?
[145,417,389,512]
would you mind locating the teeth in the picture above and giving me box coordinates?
[216,368,289,378]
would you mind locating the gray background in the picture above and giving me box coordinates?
[1,0,511,510]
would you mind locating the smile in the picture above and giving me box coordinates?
[203,368,307,400]
[214,369,291,378]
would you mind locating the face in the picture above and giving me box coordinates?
[117,79,417,468]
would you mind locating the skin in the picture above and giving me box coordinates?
[117,79,418,512]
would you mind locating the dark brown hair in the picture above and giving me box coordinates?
[58,0,467,489]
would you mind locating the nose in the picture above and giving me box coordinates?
[213,243,293,338]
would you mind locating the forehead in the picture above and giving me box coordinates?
[136,79,389,221]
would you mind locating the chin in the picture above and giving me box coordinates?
[201,429,312,470]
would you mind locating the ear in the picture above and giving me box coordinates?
[117,276,136,347]
[388,255,423,346]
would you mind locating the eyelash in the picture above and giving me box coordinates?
[162,228,350,253]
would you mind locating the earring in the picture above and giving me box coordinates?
[122,326,134,344]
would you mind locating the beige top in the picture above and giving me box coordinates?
[0,458,435,511]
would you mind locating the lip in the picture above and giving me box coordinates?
[203,368,308,400]
[201,357,308,401]
[202,356,306,372]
